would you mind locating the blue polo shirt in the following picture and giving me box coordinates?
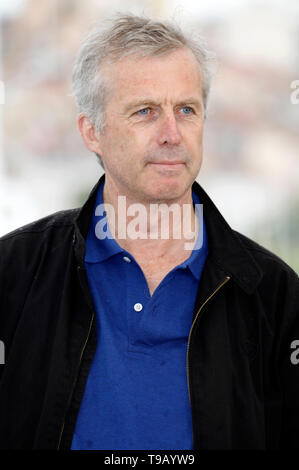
[71,181,208,450]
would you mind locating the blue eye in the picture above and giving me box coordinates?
[181,106,193,114]
[137,108,150,115]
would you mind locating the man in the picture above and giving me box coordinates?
[0,13,298,450]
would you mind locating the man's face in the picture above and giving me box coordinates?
[97,47,205,203]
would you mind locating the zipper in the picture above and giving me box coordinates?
[186,275,231,446]
[57,311,94,449]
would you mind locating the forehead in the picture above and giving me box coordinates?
[102,48,203,104]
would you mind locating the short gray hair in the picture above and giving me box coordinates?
[72,12,216,168]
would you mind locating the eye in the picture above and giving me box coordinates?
[136,107,151,115]
[181,106,194,115]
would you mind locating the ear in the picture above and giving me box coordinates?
[77,114,103,155]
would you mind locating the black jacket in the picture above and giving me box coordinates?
[0,174,298,450]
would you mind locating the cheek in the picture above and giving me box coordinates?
[119,141,126,153]
[122,128,150,159]
[116,126,136,150]
[103,125,130,157]
[103,122,154,167]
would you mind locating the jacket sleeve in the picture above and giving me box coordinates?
[0,234,37,383]
[0,238,8,381]
[277,265,299,448]
[0,243,4,372]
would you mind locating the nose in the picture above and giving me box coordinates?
[157,112,182,146]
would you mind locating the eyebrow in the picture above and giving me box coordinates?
[123,98,202,113]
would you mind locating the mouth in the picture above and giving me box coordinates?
[148,161,185,169]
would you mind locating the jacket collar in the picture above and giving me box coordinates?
[192,180,264,294]
[74,174,263,295]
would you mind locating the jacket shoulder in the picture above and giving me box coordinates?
[0,208,80,243]
[233,229,299,279]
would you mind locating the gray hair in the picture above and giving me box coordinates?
[72,12,216,168]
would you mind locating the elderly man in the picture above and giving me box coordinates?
[0,13,298,451]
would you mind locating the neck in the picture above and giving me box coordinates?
[102,181,199,258]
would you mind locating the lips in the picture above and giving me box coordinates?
[149,161,185,165]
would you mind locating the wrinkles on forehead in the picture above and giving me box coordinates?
[100,49,203,116]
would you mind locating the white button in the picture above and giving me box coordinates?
[123,256,131,263]
[134,303,143,312]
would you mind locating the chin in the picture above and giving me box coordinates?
[145,180,189,202]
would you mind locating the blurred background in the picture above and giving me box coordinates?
[0,0,298,273]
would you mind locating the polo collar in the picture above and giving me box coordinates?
[84,179,124,263]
